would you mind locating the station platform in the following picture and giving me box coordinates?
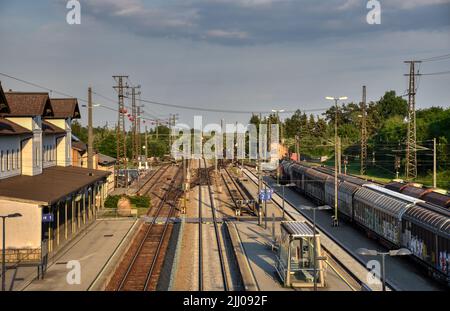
[5,218,137,291]
[242,168,444,291]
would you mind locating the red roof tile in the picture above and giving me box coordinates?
[3,92,54,117]
[49,98,81,119]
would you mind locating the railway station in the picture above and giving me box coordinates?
[0,84,110,273]
[1,1,450,302]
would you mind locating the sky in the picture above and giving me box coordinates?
[0,0,449,128]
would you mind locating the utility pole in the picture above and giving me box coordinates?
[360,85,367,176]
[130,87,136,164]
[295,135,300,162]
[433,138,437,188]
[404,60,421,180]
[338,136,342,174]
[144,125,148,163]
[156,120,159,140]
[87,86,94,169]
[136,90,142,164]
[128,85,141,165]
[113,75,129,188]
[257,114,263,226]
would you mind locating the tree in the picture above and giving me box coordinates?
[376,91,408,120]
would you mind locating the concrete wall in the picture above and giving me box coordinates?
[0,199,42,249]
[0,136,22,179]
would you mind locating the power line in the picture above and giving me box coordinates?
[137,97,328,114]
[0,71,329,115]
[419,53,450,62]
[420,70,450,76]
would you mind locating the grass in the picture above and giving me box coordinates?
[317,159,449,190]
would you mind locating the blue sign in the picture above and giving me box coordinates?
[259,189,273,201]
[42,213,54,223]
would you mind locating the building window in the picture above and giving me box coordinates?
[0,151,3,172]
[6,150,10,171]
[16,149,20,169]
[11,149,15,170]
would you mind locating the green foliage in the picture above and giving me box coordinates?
[104,195,150,209]
[71,122,171,159]
[261,90,449,187]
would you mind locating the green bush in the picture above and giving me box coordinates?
[104,195,150,209]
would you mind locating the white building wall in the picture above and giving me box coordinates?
[0,199,42,249]
[5,116,42,176]
[47,118,72,167]
[0,136,22,179]
[42,134,57,168]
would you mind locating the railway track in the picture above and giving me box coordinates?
[198,159,229,291]
[137,165,170,195]
[221,167,255,216]
[106,165,182,291]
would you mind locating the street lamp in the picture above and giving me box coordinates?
[356,247,412,291]
[274,183,295,220]
[325,96,348,227]
[1,213,22,291]
[296,205,331,291]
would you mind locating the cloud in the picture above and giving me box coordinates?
[206,29,249,40]
[63,0,450,45]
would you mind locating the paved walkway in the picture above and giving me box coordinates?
[12,219,137,291]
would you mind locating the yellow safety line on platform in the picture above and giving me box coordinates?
[324,260,357,291]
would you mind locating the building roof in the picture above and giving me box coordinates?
[0,118,32,136]
[48,98,81,119]
[0,166,110,205]
[98,153,116,166]
[42,120,66,136]
[0,82,9,114]
[281,221,315,237]
[3,92,54,117]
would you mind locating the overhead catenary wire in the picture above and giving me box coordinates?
[0,71,330,115]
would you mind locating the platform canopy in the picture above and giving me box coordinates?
[281,221,314,238]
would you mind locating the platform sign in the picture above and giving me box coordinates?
[259,188,273,201]
[42,213,54,223]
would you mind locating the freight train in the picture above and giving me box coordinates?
[280,160,450,287]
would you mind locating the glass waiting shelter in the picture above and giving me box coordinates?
[275,221,325,288]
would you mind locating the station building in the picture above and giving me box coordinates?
[71,136,116,194]
[0,82,110,267]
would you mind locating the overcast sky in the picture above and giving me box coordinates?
[0,0,449,127]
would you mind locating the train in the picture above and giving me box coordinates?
[279,159,450,287]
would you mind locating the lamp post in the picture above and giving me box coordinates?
[274,183,295,220]
[325,96,347,227]
[1,213,22,291]
[356,247,412,291]
[296,205,331,291]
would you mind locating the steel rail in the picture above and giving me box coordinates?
[117,166,181,291]
[203,158,229,291]
[143,171,183,290]
[198,159,204,291]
